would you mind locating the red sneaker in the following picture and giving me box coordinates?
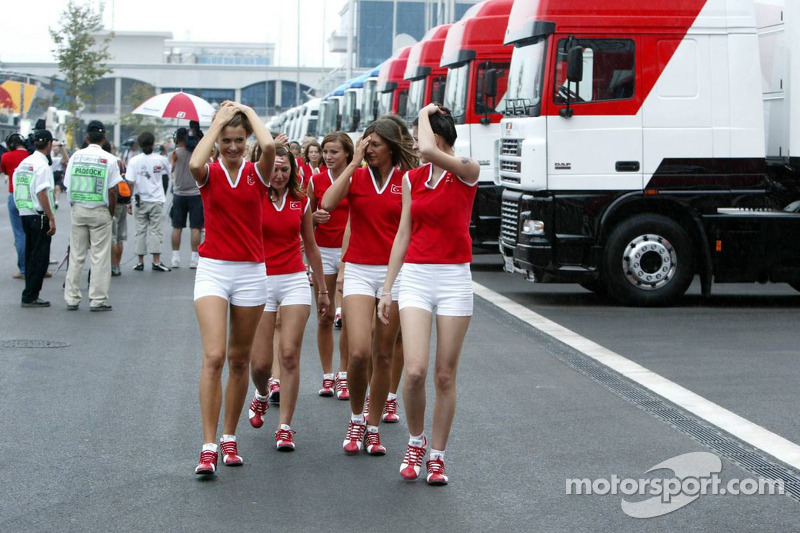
[335,374,349,400]
[194,447,218,475]
[219,437,243,466]
[268,378,281,404]
[382,396,399,423]
[275,427,296,451]
[342,420,366,455]
[400,438,427,480]
[248,392,269,428]
[426,458,449,485]
[319,376,335,397]
[364,429,386,456]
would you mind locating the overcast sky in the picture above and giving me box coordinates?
[0,0,346,68]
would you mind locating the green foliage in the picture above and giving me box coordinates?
[49,0,113,148]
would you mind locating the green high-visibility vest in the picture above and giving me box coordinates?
[69,158,108,204]
[13,166,34,211]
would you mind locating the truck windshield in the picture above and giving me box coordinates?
[377,91,393,117]
[362,79,377,126]
[444,63,469,124]
[342,91,357,132]
[406,79,426,123]
[505,37,547,117]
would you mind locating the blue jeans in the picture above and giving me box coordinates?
[8,194,25,274]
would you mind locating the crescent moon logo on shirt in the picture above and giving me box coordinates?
[391,185,402,194]
[290,201,301,210]
[247,175,255,186]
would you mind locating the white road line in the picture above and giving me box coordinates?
[473,281,800,470]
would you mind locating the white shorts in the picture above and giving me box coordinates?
[342,262,400,301]
[264,271,313,312]
[399,263,473,316]
[194,257,268,307]
[317,246,342,275]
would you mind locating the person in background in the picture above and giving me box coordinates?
[299,139,324,188]
[170,126,204,269]
[13,128,56,307]
[377,103,480,485]
[248,146,328,451]
[110,143,130,277]
[127,131,172,272]
[307,132,353,401]
[63,120,122,312]
[2,133,30,279]
[50,140,69,208]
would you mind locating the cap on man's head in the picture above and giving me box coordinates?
[87,120,105,133]
[33,129,53,143]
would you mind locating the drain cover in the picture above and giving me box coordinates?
[0,340,70,349]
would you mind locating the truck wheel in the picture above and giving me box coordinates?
[602,214,694,306]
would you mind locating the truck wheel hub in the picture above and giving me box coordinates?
[622,234,676,290]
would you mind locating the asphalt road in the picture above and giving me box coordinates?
[0,196,798,532]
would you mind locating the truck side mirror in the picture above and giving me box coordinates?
[567,46,584,83]
[433,84,446,106]
[484,69,498,98]
[353,108,361,130]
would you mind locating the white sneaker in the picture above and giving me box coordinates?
[190,258,199,269]
[171,258,180,268]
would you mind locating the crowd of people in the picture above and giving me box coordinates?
[2,100,479,487]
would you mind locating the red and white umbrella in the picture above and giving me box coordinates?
[131,91,216,123]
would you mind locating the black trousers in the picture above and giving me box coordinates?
[21,214,52,303]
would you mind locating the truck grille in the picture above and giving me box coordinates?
[501,160,520,173]
[501,199,519,244]
[501,139,521,156]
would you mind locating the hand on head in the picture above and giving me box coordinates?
[422,103,445,116]
[274,133,289,147]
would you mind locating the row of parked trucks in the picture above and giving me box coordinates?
[271,0,800,306]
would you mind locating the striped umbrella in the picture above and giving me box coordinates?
[131,91,216,123]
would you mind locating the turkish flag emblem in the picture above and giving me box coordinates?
[290,201,301,210]
[391,185,402,194]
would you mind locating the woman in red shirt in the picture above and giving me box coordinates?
[322,118,416,456]
[308,132,353,400]
[2,134,31,278]
[247,146,328,451]
[378,104,480,485]
[299,139,325,189]
[189,101,275,475]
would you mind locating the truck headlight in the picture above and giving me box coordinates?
[521,219,545,236]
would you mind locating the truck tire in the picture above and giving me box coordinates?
[601,214,694,306]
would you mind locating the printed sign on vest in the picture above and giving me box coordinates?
[13,165,34,211]
[69,156,108,204]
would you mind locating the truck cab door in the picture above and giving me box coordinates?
[547,38,643,193]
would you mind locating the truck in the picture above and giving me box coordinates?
[497,0,800,306]
[376,46,413,118]
[403,24,452,125]
[440,0,513,251]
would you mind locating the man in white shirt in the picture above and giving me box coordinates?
[63,120,122,311]
[13,128,56,307]
[127,131,172,272]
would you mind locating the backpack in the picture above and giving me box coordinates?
[117,178,133,204]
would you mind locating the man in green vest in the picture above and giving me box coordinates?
[13,128,56,307]
[63,121,122,311]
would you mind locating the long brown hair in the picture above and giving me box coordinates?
[362,116,418,172]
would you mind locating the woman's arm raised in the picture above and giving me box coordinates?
[417,104,480,184]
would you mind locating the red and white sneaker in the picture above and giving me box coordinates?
[268,378,281,404]
[194,446,218,475]
[335,373,349,400]
[382,396,399,423]
[219,437,243,466]
[275,426,296,451]
[426,458,449,485]
[343,420,366,455]
[400,437,427,480]
[248,392,269,428]
[319,376,335,397]
[364,429,386,456]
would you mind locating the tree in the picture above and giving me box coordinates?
[49,0,113,149]
[120,83,164,134]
